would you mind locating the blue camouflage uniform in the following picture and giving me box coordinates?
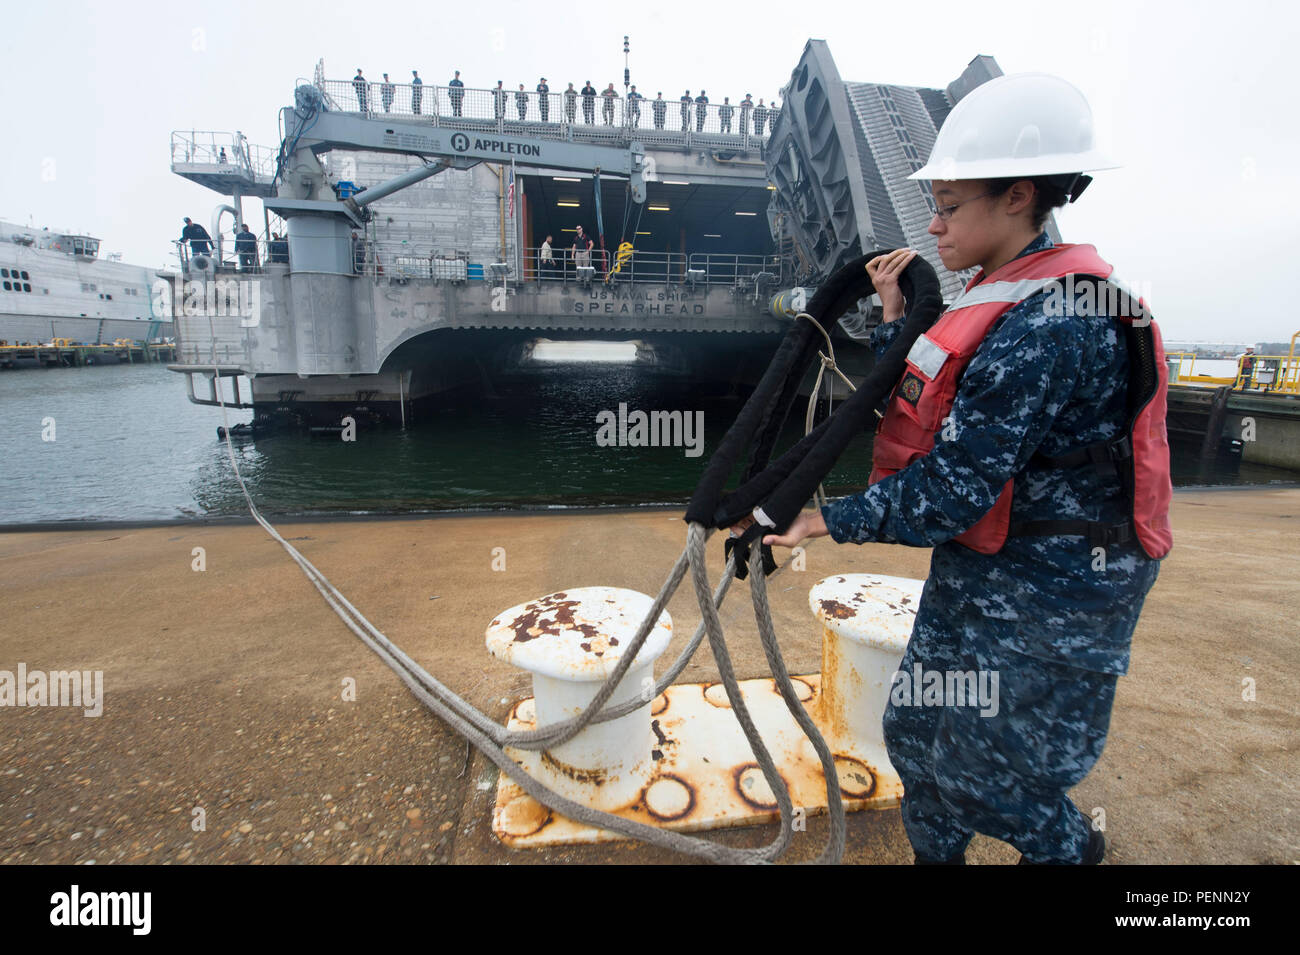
[820,232,1162,863]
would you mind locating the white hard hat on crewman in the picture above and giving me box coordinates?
[910,73,1119,182]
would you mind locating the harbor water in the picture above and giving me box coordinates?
[0,361,1293,525]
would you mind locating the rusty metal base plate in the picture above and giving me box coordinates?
[492,673,903,848]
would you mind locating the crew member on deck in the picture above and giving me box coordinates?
[564,83,578,123]
[1238,347,1256,390]
[353,69,368,112]
[494,81,507,121]
[234,223,258,273]
[652,92,667,130]
[602,83,617,124]
[627,85,643,126]
[268,233,289,265]
[539,235,555,278]
[537,78,550,122]
[448,71,464,116]
[181,217,212,258]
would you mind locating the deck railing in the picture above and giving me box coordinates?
[319,79,776,151]
[172,234,792,292]
[1167,350,1300,394]
[170,131,276,180]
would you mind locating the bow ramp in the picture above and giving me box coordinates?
[766,40,1058,305]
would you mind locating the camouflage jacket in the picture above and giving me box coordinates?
[820,232,1162,674]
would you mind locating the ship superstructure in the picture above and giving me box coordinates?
[167,45,1005,428]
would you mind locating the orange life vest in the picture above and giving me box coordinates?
[870,243,1173,559]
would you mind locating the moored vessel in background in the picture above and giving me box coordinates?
[0,220,173,358]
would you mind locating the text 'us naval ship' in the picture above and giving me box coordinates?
[167,42,1009,428]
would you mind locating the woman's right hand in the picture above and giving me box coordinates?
[866,248,918,323]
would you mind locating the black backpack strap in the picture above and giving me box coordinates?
[1007,519,1133,548]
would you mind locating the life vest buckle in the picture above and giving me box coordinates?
[1088,522,1132,548]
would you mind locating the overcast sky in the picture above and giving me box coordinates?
[3,0,1295,342]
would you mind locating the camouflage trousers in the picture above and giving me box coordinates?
[882,608,1118,863]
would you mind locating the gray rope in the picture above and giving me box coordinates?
[746,540,847,863]
[203,320,842,864]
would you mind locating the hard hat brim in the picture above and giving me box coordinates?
[908,149,1120,182]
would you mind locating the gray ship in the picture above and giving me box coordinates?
[167,43,1006,428]
[0,220,172,351]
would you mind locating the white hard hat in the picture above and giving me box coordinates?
[910,73,1119,182]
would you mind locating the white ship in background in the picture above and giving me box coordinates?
[0,220,172,345]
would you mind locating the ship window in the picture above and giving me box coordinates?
[0,268,8,278]
[106,293,112,300]
[21,271,29,280]
[23,283,31,292]
[2,281,10,291]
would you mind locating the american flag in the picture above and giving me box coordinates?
[507,162,516,218]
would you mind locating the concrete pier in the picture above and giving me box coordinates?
[0,486,1295,864]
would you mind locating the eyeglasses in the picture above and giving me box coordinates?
[933,192,994,221]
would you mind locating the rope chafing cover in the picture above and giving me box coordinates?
[686,251,944,534]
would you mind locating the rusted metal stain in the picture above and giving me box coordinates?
[703,682,732,708]
[511,698,536,725]
[506,592,621,653]
[733,763,781,810]
[497,795,553,837]
[508,594,583,643]
[651,693,669,716]
[642,773,696,821]
[818,627,849,743]
[833,755,877,800]
[541,749,608,786]
[819,598,857,620]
